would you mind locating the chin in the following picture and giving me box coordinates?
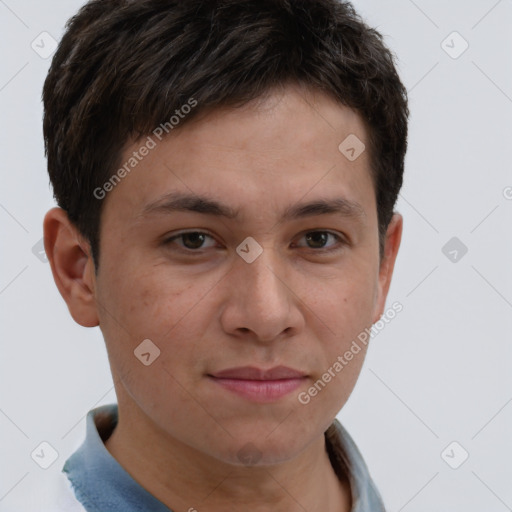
[213,433,309,468]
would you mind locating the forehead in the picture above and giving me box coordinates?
[103,85,375,226]
[176,86,367,158]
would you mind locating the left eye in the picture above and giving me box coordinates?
[294,231,344,251]
[163,230,344,252]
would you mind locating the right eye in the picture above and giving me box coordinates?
[163,231,219,252]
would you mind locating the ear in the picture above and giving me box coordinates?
[372,212,403,323]
[43,207,99,327]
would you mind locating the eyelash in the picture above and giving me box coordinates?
[162,230,347,254]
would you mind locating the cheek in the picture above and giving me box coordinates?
[97,264,220,377]
[99,261,195,335]
[299,310,371,427]
[96,267,217,413]
[317,269,377,338]
[307,271,376,403]
[298,350,367,418]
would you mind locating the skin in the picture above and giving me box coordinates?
[44,84,402,512]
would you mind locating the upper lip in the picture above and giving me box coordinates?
[210,365,306,380]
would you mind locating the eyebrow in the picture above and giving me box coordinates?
[138,191,366,223]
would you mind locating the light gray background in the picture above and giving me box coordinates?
[1,1,511,510]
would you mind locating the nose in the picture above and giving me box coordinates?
[219,244,304,343]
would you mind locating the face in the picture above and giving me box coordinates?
[56,85,401,466]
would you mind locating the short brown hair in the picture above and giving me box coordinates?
[43,0,408,269]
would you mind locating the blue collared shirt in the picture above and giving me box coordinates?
[62,404,386,511]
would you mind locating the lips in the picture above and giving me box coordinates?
[210,365,306,380]
[208,366,307,403]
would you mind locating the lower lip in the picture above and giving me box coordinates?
[209,376,306,403]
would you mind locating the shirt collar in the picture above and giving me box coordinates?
[326,419,386,511]
[63,404,385,512]
[63,404,170,512]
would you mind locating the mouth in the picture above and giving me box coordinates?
[207,366,308,403]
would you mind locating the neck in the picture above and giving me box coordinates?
[104,403,352,512]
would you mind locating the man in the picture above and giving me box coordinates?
[37,0,408,510]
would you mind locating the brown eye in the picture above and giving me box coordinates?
[180,232,207,249]
[296,231,344,251]
[164,231,217,251]
[305,232,329,249]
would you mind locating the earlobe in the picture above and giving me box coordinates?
[372,213,403,323]
[43,207,100,327]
